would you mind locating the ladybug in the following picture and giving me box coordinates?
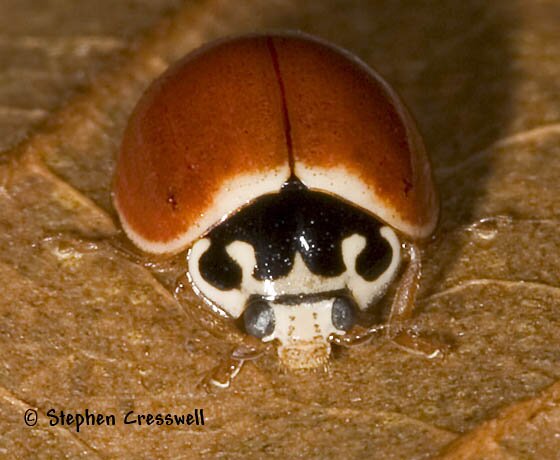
[113,33,438,371]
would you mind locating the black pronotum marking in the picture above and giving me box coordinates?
[198,178,393,290]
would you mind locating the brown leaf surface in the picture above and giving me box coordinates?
[1,0,559,458]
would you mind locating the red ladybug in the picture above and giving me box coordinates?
[114,33,438,370]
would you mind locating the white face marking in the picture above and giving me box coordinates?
[187,226,402,319]
[263,299,342,343]
[187,238,249,318]
[342,227,401,309]
[263,299,343,369]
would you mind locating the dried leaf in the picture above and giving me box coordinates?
[1,1,559,458]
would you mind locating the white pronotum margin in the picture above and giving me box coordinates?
[295,165,435,239]
[115,167,290,255]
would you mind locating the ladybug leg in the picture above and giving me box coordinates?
[175,278,267,390]
[386,241,445,358]
[201,346,264,390]
[203,355,245,390]
[175,274,271,390]
[329,323,386,347]
[387,241,422,325]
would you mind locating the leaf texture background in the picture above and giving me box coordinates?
[0,1,559,458]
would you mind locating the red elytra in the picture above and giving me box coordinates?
[113,33,438,255]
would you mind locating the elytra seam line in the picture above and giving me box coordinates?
[266,38,295,174]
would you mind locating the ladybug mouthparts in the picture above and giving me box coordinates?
[244,295,356,370]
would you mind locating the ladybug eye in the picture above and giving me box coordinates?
[243,299,275,338]
[332,296,357,331]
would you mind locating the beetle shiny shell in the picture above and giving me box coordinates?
[113,33,438,369]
